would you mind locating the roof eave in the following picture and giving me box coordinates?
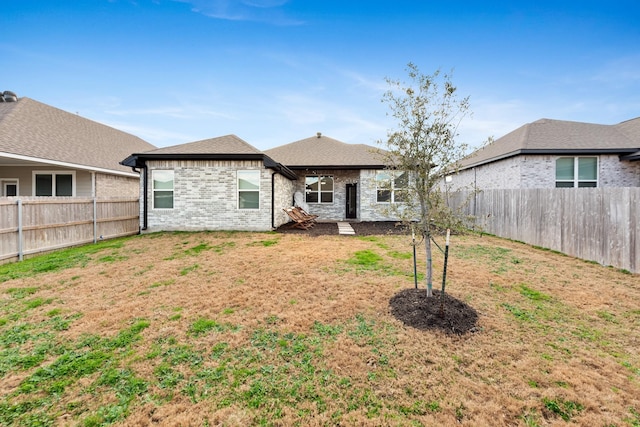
[120,153,299,180]
[285,164,386,170]
[1,151,140,177]
[461,148,640,170]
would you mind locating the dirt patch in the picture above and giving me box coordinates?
[389,288,479,335]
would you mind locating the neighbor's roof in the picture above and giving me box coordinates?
[121,134,297,180]
[461,117,640,169]
[264,134,386,169]
[0,97,155,176]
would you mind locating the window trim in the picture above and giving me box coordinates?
[237,170,261,210]
[1,179,19,197]
[305,175,334,204]
[376,170,408,203]
[32,171,76,197]
[555,156,598,188]
[152,169,174,209]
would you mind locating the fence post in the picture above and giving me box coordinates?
[17,199,23,261]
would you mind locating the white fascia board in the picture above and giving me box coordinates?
[0,152,139,177]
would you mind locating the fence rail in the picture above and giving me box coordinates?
[450,188,639,274]
[0,197,140,263]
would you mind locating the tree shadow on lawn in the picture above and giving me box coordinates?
[390,289,479,335]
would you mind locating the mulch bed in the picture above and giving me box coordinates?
[389,288,479,335]
[275,221,410,236]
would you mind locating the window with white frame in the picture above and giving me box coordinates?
[152,170,174,209]
[376,171,408,203]
[33,171,74,196]
[305,175,334,203]
[238,170,260,209]
[2,180,18,197]
[555,157,598,188]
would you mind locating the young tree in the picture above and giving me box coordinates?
[378,63,471,297]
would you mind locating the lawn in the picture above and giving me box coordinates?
[0,230,638,426]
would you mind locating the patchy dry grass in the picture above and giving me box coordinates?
[0,230,638,426]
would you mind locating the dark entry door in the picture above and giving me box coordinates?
[345,183,357,219]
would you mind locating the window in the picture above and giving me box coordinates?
[152,170,174,209]
[238,170,260,209]
[2,180,18,197]
[305,176,333,203]
[555,157,598,188]
[376,171,408,203]
[33,171,74,196]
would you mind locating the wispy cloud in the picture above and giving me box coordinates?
[591,54,640,86]
[172,0,304,25]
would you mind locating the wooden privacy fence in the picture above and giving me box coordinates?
[0,197,140,263]
[449,188,639,274]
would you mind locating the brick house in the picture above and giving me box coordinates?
[121,135,298,231]
[121,133,402,232]
[265,133,399,222]
[0,95,155,198]
[450,117,640,190]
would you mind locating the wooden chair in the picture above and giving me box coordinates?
[283,208,314,229]
[294,206,318,222]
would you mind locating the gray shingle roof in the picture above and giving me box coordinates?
[264,134,386,169]
[121,134,299,180]
[0,97,155,175]
[142,134,262,155]
[461,117,640,169]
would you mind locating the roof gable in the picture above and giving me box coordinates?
[265,134,385,169]
[0,97,155,174]
[121,134,298,180]
[461,117,640,168]
[143,134,262,156]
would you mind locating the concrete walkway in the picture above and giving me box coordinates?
[337,222,355,235]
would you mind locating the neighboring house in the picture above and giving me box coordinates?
[265,133,400,222]
[121,132,403,232]
[451,117,640,190]
[0,95,155,198]
[120,135,298,232]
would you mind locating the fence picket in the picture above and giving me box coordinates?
[0,198,139,263]
[450,188,639,273]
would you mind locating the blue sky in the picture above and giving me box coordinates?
[3,0,639,151]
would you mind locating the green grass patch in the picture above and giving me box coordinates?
[5,287,39,299]
[347,250,383,267]
[542,397,584,421]
[0,239,126,283]
[249,239,279,247]
[180,264,199,275]
[150,279,176,288]
[518,284,551,302]
[24,297,54,310]
[188,318,239,337]
[501,303,535,322]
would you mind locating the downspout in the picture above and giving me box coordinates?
[142,165,148,230]
[271,171,276,229]
[91,172,96,197]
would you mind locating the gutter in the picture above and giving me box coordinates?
[121,156,148,231]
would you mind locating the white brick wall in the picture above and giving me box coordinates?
[143,160,293,232]
[290,169,360,221]
[359,169,402,221]
[450,154,640,190]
